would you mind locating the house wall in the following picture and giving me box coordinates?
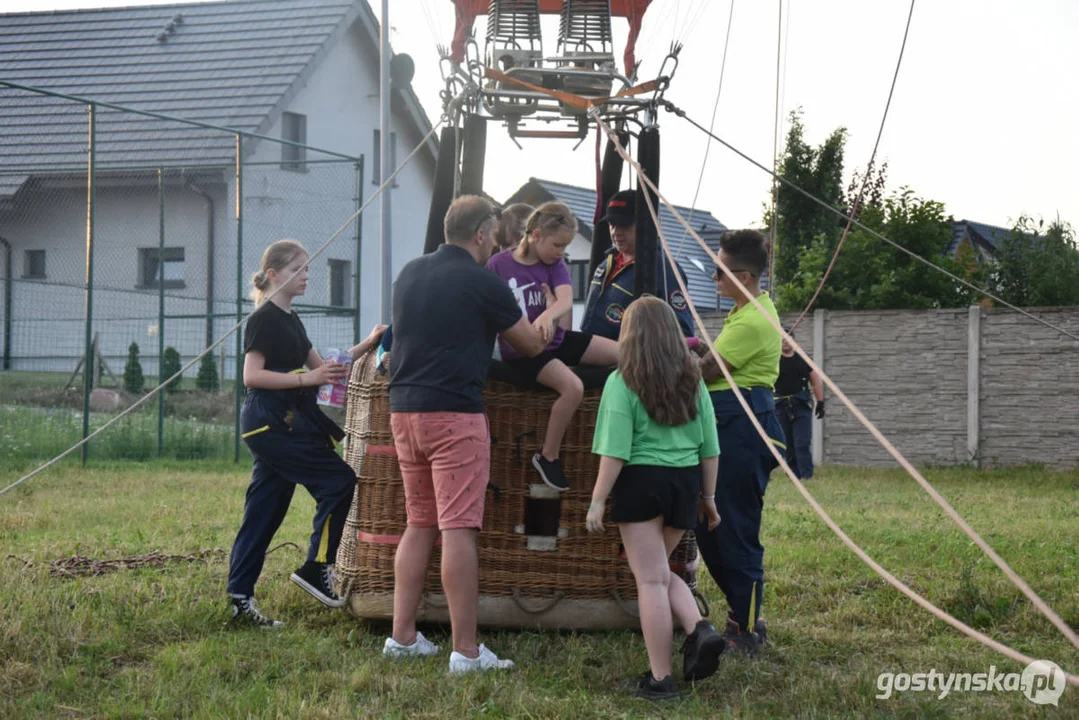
[0,22,434,378]
[699,306,1079,469]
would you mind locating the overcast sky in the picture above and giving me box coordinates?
[6,0,1077,233]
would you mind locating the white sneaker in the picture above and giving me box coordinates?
[383,631,440,658]
[448,644,515,674]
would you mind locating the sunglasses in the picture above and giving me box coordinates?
[472,210,500,237]
[712,265,753,279]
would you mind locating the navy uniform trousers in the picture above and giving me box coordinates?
[775,390,814,479]
[695,386,786,634]
[227,386,354,598]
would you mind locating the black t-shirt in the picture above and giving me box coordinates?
[243,301,313,370]
[774,352,812,397]
[389,243,522,413]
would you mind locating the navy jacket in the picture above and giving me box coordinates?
[580,248,694,340]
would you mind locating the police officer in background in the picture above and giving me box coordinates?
[580,190,695,341]
[774,330,824,479]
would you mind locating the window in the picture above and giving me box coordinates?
[328,259,351,308]
[281,112,307,171]
[23,249,45,279]
[372,129,398,187]
[138,247,185,289]
[567,260,590,301]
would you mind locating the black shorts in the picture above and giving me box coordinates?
[611,464,701,530]
[505,330,594,384]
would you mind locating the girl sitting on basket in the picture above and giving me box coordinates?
[586,295,723,700]
[486,201,619,492]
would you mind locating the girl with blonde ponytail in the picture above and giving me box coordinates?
[226,239,386,627]
[486,202,619,492]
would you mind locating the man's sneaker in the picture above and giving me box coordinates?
[290,561,346,608]
[622,671,680,701]
[229,595,283,629]
[447,644,515,674]
[532,453,569,492]
[681,620,724,681]
[383,632,440,659]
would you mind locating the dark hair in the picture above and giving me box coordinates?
[495,203,533,249]
[619,296,701,427]
[719,229,769,277]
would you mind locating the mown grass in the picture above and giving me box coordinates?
[0,463,1076,718]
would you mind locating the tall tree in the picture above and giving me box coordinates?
[771,109,847,295]
[779,189,982,311]
[990,217,1079,307]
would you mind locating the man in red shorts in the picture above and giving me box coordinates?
[383,195,546,673]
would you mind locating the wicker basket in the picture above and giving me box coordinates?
[336,351,699,630]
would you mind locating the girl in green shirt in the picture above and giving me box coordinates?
[586,296,723,699]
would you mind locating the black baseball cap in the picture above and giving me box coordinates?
[598,189,636,227]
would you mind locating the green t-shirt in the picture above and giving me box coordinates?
[592,372,720,467]
[706,293,782,392]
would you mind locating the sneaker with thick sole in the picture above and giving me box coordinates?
[682,620,724,681]
[623,671,680,701]
[229,595,283,629]
[532,453,569,492]
[290,561,346,608]
[383,632,440,659]
[725,611,768,651]
[447,644,515,674]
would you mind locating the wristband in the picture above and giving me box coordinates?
[700,494,715,500]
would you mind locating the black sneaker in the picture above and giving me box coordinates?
[682,620,724,681]
[532,453,569,492]
[722,618,762,656]
[230,595,283,629]
[623,671,680,701]
[290,561,346,608]
[725,610,768,649]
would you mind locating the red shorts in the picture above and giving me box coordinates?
[390,411,490,531]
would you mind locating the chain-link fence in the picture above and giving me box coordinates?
[1,83,368,466]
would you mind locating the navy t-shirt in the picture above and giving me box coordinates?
[389,243,522,413]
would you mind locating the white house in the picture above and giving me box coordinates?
[0,0,436,376]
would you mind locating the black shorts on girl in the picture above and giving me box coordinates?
[506,329,594,384]
[611,463,701,530]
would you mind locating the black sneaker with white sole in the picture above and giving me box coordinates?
[532,453,569,492]
[230,595,283,629]
[290,561,346,608]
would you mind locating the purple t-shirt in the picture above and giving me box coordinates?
[486,248,571,360]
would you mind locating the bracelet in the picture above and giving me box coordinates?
[700,494,715,500]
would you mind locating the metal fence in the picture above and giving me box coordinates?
[0,82,368,465]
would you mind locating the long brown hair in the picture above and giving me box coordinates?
[251,239,307,304]
[619,296,701,426]
[517,201,577,256]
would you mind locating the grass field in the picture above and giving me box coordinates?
[0,462,1076,718]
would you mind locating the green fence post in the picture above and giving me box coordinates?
[353,156,364,344]
[157,167,165,457]
[234,134,244,463]
[81,104,96,466]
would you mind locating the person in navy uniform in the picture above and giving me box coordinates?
[580,190,695,341]
[774,330,824,479]
[227,238,386,628]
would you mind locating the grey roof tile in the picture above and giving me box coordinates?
[0,0,434,198]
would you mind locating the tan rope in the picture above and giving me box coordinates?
[592,110,1079,685]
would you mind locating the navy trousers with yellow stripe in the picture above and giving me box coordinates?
[227,427,355,598]
[696,387,786,634]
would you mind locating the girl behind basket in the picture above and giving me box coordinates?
[586,296,723,699]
